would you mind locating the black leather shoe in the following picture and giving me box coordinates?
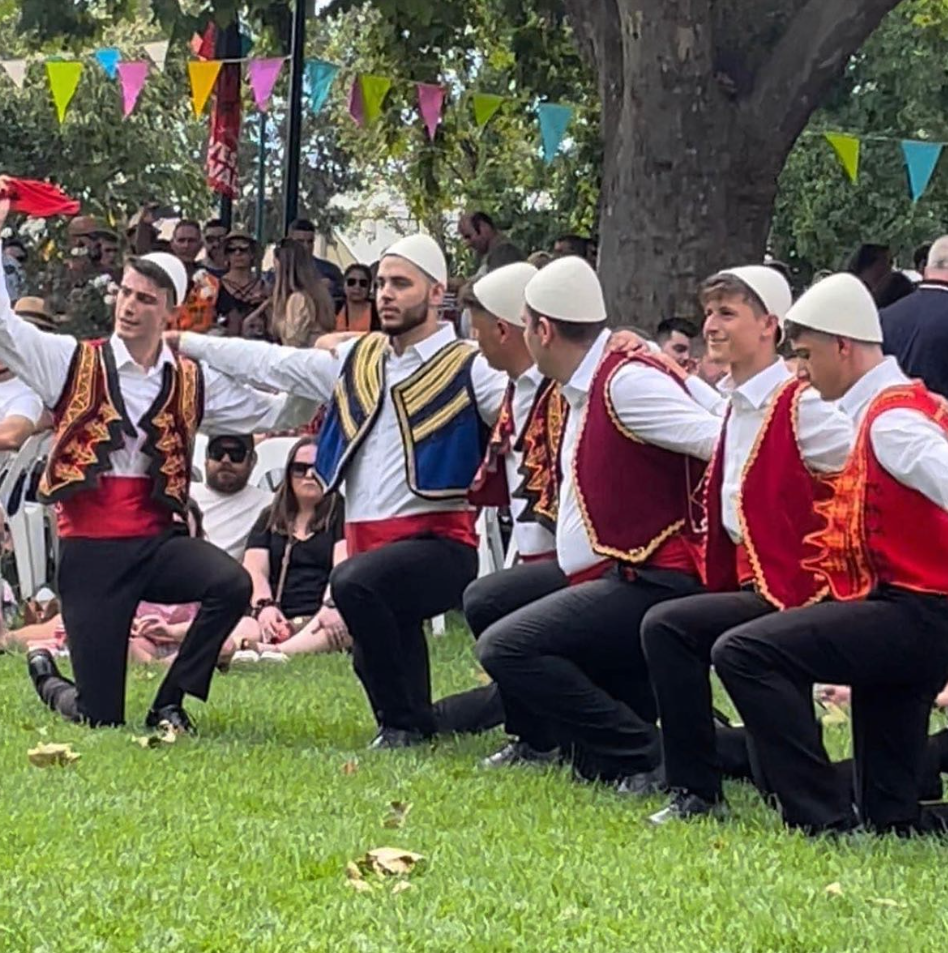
[481,740,560,769]
[368,727,426,750]
[649,789,728,825]
[615,765,666,797]
[145,705,195,735]
[26,647,60,687]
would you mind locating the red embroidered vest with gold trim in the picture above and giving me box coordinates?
[803,382,948,600]
[38,340,204,535]
[705,379,830,609]
[468,381,515,508]
[574,351,706,572]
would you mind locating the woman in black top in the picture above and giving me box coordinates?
[236,437,349,659]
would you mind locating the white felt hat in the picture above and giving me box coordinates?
[139,252,188,307]
[784,272,883,343]
[382,234,448,286]
[715,265,793,320]
[524,255,606,323]
[472,262,538,328]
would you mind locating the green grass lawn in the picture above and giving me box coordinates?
[1,618,946,953]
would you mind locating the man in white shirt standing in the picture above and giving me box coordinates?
[190,434,271,561]
[0,183,292,733]
[713,273,948,835]
[476,257,723,790]
[174,235,508,749]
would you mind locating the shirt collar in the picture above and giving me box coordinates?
[386,322,457,361]
[109,334,176,373]
[514,363,545,388]
[838,356,909,424]
[562,329,611,404]
[718,359,791,410]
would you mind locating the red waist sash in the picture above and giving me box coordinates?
[346,511,478,556]
[57,477,172,539]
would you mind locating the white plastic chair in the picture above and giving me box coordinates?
[191,432,209,483]
[476,509,506,578]
[250,436,299,490]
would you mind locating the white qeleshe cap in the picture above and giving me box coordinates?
[472,262,538,328]
[784,272,883,344]
[382,234,448,286]
[524,255,607,323]
[715,265,792,320]
[139,252,188,307]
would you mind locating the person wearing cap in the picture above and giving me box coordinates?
[174,232,508,748]
[432,263,567,741]
[216,230,268,337]
[640,266,854,825]
[169,220,221,335]
[711,272,948,835]
[0,184,297,733]
[474,256,723,790]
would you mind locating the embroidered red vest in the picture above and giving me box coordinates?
[574,351,706,571]
[468,381,515,508]
[705,379,831,609]
[803,382,948,600]
[38,340,204,523]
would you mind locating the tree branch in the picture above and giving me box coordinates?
[747,0,901,145]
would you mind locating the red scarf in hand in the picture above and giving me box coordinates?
[0,178,81,217]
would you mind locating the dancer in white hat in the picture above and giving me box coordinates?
[475,256,724,789]
[713,272,948,834]
[0,183,292,732]
[176,233,508,748]
[641,265,854,825]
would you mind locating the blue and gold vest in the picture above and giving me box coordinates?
[315,332,487,500]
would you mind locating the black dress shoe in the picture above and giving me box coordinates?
[481,740,560,769]
[26,647,60,687]
[649,789,728,825]
[615,765,666,797]
[145,704,195,734]
[368,727,426,750]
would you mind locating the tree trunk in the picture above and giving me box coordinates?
[563,0,902,331]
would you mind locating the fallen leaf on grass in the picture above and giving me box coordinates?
[382,801,413,829]
[825,882,843,897]
[348,878,373,893]
[869,897,905,908]
[391,881,412,895]
[360,847,425,877]
[821,703,849,727]
[27,743,80,768]
[132,722,177,749]
[341,759,359,776]
[472,668,492,687]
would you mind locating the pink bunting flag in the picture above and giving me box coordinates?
[247,57,284,113]
[117,61,150,118]
[417,83,445,140]
[348,77,364,126]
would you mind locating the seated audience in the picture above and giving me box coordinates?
[271,239,335,346]
[217,231,270,336]
[335,263,379,333]
[286,218,346,305]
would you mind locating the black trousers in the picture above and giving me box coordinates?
[713,587,948,833]
[432,560,566,736]
[477,566,702,779]
[641,590,774,801]
[331,535,478,736]
[40,528,252,727]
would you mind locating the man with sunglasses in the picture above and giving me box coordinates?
[191,435,271,560]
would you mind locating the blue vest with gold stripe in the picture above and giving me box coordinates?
[315,332,487,500]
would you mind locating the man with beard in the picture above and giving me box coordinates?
[173,234,508,748]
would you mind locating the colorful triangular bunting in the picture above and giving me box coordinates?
[304,60,339,114]
[94,48,121,79]
[825,132,860,184]
[417,83,446,140]
[143,41,169,72]
[901,140,943,203]
[45,61,84,124]
[1,59,27,90]
[360,75,392,125]
[188,60,223,118]
[472,93,504,128]
[247,58,284,112]
[117,61,150,118]
[537,103,573,163]
[348,77,364,126]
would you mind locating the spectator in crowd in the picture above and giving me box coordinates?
[527,250,553,269]
[655,317,699,368]
[44,215,111,338]
[94,229,121,279]
[909,243,932,282]
[286,218,345,304]
[230,438,350,662]
[2,238,27,301]
[553,234,590,260]
[847,242,893,300]
[459,211,524,276]
[127,207,159,255]
[217,231,269,337]
[691,337,729,388]
[270,239,335,346]
[190,434,272,561]
[171,220,203,268]
[335,263,379,333]
[881,234,948,397]
[873,269,916,308]
[203,219,228,276]
[170,219,219,334]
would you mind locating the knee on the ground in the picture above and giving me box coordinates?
[710,626,759,681]
[462,576,496,637]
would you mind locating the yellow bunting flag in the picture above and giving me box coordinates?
[45,61,84,124]
[472,93,504,128]
[188,60,223,117]
[359,75,392,124]
[825,133,860,184]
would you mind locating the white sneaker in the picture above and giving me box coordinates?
[259,650,288,663]
[231,650,259,664]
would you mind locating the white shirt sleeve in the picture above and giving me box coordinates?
[795,389,855,474]
[609,364,723,461]
[470,353,509,426]
[0,382,45,426]
[0,263,77,407]
[201,366,295,435]
[869,408,948,511]
[685,375,728,416]
[181,332,344,405]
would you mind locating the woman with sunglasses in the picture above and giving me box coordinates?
[271,239,335,347]
[231,437,350,661]
[335,263,379,333]
[216,231,270,337]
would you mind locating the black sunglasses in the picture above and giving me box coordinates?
[8,253,25,264]
[226,244,252,254]
[346,277,369,288]
[289,461,316,478]
[208,444,250,464]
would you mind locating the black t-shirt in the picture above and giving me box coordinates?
[245,501,345,618]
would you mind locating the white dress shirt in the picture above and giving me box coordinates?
[506,365,556,557]
[182,324,507,523]
[717,360,854,542]
[0,268,289,480]
[0,376,44,426]
[838,356,948,511]
[190,482,272,561]
[556,330,723,576]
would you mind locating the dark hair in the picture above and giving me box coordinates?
[470,211,496,232]
[656,317,699,343]
[266,437,338,537]
[458,280,483,311]
[699,274,767,316]
[4,238,26,254]
[204,218,226,232]
[526,305,606,343]
[555,234,590,257]
[914,243,932,273]
[783,319,835,344]
[847,243,889,276]
[766,260,791,282]
[173,219,202,236]
[344,262,373,285]
[126,256,182,306]
[287,218,316,235]
[873,270,915,308]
